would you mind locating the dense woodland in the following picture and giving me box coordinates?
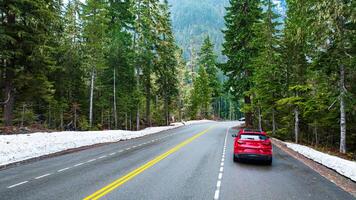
[0,0,355,156]
[221,0,355,155]
[0,0,235,133]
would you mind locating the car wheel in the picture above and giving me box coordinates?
[266,158,272,165]
[233,155,239,162]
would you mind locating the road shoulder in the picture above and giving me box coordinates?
[272,138,356,198]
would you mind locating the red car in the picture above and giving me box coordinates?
[232,129,273,165]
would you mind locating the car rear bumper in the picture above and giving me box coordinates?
[235,153,272,161]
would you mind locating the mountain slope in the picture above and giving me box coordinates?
[168,0,229,60]
[168,0,287,61]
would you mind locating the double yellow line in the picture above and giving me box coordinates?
[84,126,214,200]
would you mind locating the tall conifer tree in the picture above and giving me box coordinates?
[220,0,262,127]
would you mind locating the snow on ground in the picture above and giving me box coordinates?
[0,120,214,167]
[285,142,356,182]
[171,119,214,126]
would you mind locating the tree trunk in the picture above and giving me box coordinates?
[178,94,182,122]
[60,108,64,130]
[48,105,51,128]
[125,112,128,130]
[339,64,346,153]
[155,95,158,110]
[258,107,262,131]
[164,92,169,126]
[73,104,77,130]
[107,109,111,130]
[229,100,232,120]
[89,68,95,128]
[272,108,276,135]
[294,107,299,143]
[113,68,118,129]
[136,67,140,131]
[244,96,253,127]
[21,104,25,127]
[129,112,132,131]
[3,13,16,127]
[218,97,221,119]
[313,121,318,146]
[145,76,151,127]
[136,106,140,130]
[101,109,104,126]
[4,67,15,126]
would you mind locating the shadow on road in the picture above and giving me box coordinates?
[235,159,272,167]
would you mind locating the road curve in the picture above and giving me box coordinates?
[0,122,354,200]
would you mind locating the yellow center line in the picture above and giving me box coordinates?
[83,126,215,200]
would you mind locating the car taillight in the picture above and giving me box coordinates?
[237,140,245,144]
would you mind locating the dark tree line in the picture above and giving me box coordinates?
[221,0,356,155]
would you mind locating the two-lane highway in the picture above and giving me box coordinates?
[0,122,354,200]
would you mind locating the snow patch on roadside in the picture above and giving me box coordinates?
[285,142,356,182]
[0,120,213,167]
[171,119,214,126]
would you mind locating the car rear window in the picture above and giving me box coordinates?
[240,134,267,141]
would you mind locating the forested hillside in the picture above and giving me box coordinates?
[168,0,229,60]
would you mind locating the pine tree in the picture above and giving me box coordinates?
[105,0,135,129]
[81,0,109,128]
[51,0,85,130]
[277,0,312,143]
[0,0,61,126]
[155,0,179,125]
[132,0,161,128]
[251,0,282,133]
[176,48,190,121]
[310,0,355,153]
[220,0,262,127]
[195,66,212,118]
[198,36,221,118]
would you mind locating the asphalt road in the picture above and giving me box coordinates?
[0,122,354,200]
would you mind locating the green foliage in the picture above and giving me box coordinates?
[222,0,356,153]
[0,0,62,126]
[190,65,212,119]
[0,0,186,130]
[221,0,262,98]
[198,36,221,98]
